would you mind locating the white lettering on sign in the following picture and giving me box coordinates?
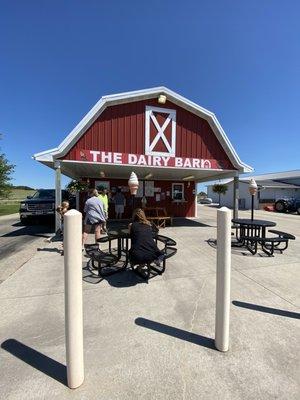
[192,159,200,168]
[152,156,162,167]
[101,152,112,163]
[80,150,217,169]
[128,154,138,164]
[183,158,192,168]
[162,156,170,166]
[113,153,122,164]
[90,150,100,162]
[175,157,183,167]
[138,155,147,166]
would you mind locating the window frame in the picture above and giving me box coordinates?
[172,183,185,201]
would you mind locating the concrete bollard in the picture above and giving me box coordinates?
[215,207,231,352]
[64,209,84,388]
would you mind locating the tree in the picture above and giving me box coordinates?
[197,191,207,200]
[212,184,228,205]
[66,180,89,194]
[0,137,15,198]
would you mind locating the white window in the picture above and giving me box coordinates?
[145,105,176,157]
[172,183,184,201]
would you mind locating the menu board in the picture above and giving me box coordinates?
[145,181,154,197]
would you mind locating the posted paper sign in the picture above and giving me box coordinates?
[145,181,154,197]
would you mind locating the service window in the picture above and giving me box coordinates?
[172,183,184,201]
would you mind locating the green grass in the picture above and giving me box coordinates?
[0,189,36,204]
[0,203,20,216]
[0,189,35,216]
[8,188,36,200]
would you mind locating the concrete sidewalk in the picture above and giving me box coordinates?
[0,206,299,399]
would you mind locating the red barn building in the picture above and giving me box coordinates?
[34,87,252,229]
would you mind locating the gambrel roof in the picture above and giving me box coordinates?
[33,86,252,173]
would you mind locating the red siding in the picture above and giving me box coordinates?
[63,99,235,169]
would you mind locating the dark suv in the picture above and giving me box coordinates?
[19,189,75,224]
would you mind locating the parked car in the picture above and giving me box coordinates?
[198,197,213,204]
[19,189,75,224]
[274,198,300,214]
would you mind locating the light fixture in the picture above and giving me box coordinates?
[158,94,167,104]
[182,175,195,181]
[100,171,105,177]
[144,173,153,179]
[248,178,257,221]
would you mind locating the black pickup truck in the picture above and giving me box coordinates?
[19,189,75,224]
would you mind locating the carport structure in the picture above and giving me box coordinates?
[33,87,252,230]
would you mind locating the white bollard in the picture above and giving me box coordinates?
[215,207,231,352]
[64,209,84,388]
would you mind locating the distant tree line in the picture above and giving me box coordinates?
[0,135,15,198]
[12,185,35,190]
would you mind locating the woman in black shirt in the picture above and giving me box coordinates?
[129,208,164,265]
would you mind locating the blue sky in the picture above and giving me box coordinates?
[1,0,299,191]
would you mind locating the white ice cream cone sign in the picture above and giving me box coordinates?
[128,172,139,195]
[248,178,258,195]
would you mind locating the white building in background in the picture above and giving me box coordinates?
[207,170,300,210]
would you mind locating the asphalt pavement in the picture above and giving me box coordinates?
[0,214,54,283]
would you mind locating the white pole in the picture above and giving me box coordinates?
[64,209,84,388]
[75,192,80,211]
[54,161,62,233]
[194,181,198,218]
[215,206,231,352]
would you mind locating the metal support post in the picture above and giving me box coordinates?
[233,176,239,220]
[194,181,198,218]
[251,195,254,220]
[64,209,84,388]
[75,192,80,211]
[215,207,231,352]
[54,160,62,233]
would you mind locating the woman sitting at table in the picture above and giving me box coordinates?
[128,208,164,266]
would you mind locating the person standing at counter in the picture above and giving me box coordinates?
[97,186,109,233]
[82,189,106,247]
[113,188,126,219]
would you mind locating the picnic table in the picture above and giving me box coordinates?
[231,218,295,256]
[144,207,172,228]
[85,225,177,279]
[232,218,276,243]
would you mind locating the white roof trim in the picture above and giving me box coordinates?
[33,86,252,173]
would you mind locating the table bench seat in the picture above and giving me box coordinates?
[268,230,296,240]
[155,235,177,247]
[241,235,291,256]
[85,243,126,277]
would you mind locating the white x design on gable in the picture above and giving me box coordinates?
[145,106,176,157]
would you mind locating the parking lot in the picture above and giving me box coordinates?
[0,205,299,399]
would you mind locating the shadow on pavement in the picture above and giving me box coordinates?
[135,318,216,349]
[1,339,67,386]
[1,225,53,239]
[82,262,146,287]
[233,301,300,320]
[37,247,63,254]
[172,218,214,228]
